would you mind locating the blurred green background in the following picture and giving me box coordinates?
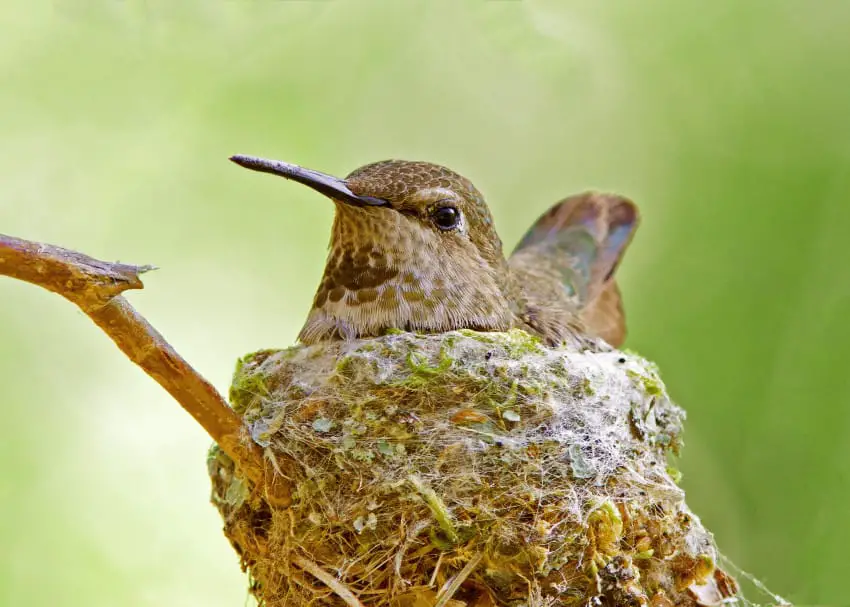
[2,1,849,605]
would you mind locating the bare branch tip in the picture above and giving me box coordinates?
[0,231,266,482]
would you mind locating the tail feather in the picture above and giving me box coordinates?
[511,192,639,346]
[581,280,627,346]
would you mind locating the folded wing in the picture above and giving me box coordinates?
[510,192,639,346]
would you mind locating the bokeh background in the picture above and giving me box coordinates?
[2,1,849,605]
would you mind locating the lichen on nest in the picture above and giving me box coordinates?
[209,329,741,607]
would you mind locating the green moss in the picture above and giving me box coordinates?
[666,463,683,484]
[408,475,460,545]
[406,349,453,377]
[626,369,664,397]
[457,327,544,359]
[334,353,360,376]
[207,444,249,510]
[575,377,595,397]
[456,328,498,342]
[229,350,280,414]
[206,442,224,468]
[333,342,385,377]
[502,328,545,358]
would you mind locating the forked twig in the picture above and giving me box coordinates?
[0,233,264,484]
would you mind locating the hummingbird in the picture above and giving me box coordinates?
[230,155,639,348]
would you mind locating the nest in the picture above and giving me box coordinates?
[208,329,742,606]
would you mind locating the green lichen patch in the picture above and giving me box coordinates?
[228,349,279,414]
[210,330,741,607]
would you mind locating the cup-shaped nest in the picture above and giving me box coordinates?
[209,329,739,607]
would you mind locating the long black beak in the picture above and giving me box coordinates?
[229,154,389,207]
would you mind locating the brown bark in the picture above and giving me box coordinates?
[0,232,264,485]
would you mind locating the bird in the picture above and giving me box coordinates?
[230,154,639,348]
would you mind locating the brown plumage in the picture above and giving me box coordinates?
[230,155,639,347]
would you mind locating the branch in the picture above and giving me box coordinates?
[0,233,265,485]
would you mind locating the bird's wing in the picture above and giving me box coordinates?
[510,192,639,346]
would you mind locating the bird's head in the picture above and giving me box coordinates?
[230,155,516,343]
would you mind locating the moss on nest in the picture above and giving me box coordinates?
[209,330,742,606]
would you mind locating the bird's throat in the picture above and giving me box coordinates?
[299,249,513,343]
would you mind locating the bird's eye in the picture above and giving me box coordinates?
[431,205,461,231]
